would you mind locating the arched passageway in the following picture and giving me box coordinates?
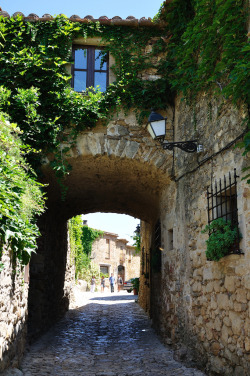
[28,123,173,339]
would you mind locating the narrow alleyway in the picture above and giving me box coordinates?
[18,292,206,376]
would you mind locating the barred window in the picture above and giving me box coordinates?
[207,169,241,253]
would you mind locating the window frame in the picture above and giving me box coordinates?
[206,168,241,253]
[71,45,109,92]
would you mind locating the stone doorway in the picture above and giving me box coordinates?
[118,265,125,285]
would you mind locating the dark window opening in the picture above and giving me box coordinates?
[72,46,109,92]
[100,266,109,274]
[168,229,173,251]
[207,168,241,254]
[151,220,162,272]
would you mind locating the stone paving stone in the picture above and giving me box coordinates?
[17,292,207,375]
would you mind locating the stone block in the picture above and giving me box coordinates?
[214,316,222,331]
[234,302,243,312]
[211,298,218,310]
[245,336,250,352]
[224,276,237,292]
[229,311,243,336]
[205,282,214,293]
[192,282,202,292]
[217,294,230,310]
[221,324,229,345]
[242,274,250,290]
[213,280,222,293]
[209,356,225,374]
[211,341,221,356]
[203,267,213,280]
[236,289,247,303]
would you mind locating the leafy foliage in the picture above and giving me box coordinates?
[202,218,241,261]
[0,1,248,211]
[0,112,45,269]
[132,225,141,253]
[68,216,103,280]
[82,225,103,257]
[156,0,249,177]
[131,277,140,292]
[0,15,166,187]
[0,4,248,187]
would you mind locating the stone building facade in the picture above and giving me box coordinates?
[91,231,140,286]
[139,96,250,375]
[0,7,249,376]
[0,246,29,371]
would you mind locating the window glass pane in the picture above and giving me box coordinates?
[75,48,87,69]
[74,71,86,92]
[95,49,107,70]
[95,72,107,92]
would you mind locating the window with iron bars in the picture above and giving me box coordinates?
[206,168,241,254]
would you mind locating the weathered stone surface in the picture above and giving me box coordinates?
[0,247,28,372]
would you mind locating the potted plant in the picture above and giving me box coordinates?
[131,277,140,295]
[202,218,241,261]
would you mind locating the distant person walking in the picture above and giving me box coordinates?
[101,276,105,292]
[90,275,96,293]
[109,273,115,293]
[117,275,123,292]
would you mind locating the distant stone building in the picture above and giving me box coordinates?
[91,231,140,284]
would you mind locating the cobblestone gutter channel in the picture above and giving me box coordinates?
[2,291,206,376]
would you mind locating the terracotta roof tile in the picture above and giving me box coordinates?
[0,10,158,27]
[13,12,25,17]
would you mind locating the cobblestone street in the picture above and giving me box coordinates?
[15,292,206,376]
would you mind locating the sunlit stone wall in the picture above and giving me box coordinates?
[151,96,250,375]
[0,246,29,371]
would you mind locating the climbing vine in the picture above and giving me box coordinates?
[0,15,166,189]
[155,0,249,180]
[68,216,103,280]
[0,2,248,185]
[0,111,45,270]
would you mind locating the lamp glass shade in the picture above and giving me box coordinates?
[147,119,166,140]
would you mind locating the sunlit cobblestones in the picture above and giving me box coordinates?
[14,292,206,375]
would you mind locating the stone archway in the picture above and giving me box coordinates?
[28,117,173,340]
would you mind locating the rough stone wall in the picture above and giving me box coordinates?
[0,246,29,371]
[125,246,140,280]
[91,232,119,275]
[155,96,250,375]
[28,211,69,341]
[63,225,76,306]
[139,221,153,314]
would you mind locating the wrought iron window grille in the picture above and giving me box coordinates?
[207,168,242,255]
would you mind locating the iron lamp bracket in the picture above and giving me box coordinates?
[161,140,203,153]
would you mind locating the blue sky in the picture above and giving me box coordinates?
[83,213,139,245]
[1,0,163,19]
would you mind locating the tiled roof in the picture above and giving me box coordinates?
[0,10,156,27]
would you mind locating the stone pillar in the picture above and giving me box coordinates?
[27,207,69,341]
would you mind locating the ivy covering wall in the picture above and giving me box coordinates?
[0,112,45,270]
[156,0,249,180]
[0,1,248,183]
[0,0,249,267]
[68,216,103,281]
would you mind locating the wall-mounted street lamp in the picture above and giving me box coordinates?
[146,110,203,153]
